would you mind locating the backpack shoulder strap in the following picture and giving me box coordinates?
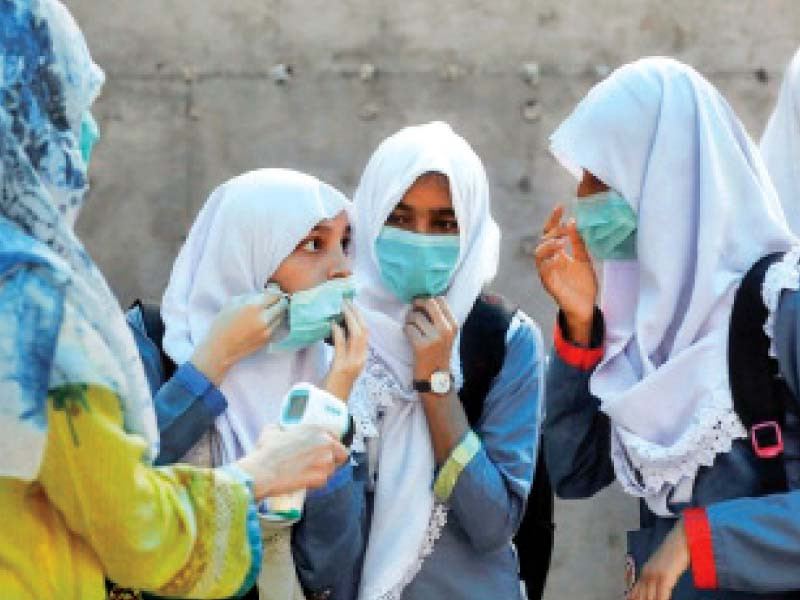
[459,292,517,427]
[458,293,554,599]
[729,252,795,494]
[130,299,177,381]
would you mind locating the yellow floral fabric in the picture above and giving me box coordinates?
[0,381,257,600]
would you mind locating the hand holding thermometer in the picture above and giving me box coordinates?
[263,384,355,522]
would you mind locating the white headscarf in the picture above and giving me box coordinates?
[350,122,500,599]
[0,0,158,479]
[550,58,797,516]
[761,47,800,234]
[162,168,349,464]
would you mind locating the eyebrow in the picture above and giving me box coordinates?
[392,203,455,217]
[309,223,352,235]
[431,208,457,217]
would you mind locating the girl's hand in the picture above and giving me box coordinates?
[404,297,458,382]
[629,519,691,600]
[192,291,288,385]
[324,300,368,402]
[534,205,598,345]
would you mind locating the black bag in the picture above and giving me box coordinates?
[728,252,798,495]
[460,293,554,600]
[131,299,177,380]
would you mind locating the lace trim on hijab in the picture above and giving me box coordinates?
[349,345,464,454]
[375,503,449,600]
[348,349,400,454]
[610,382,747,502]
[348,349,449,597]
[762,245,800,357]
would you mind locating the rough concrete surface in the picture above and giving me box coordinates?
[65,1,799,598]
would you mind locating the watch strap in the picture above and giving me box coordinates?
[412,379,432,393]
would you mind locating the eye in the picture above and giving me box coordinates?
[433,218,459,233]
[341,235,351,254]
[299,237,322,253]
[386,212,411,226]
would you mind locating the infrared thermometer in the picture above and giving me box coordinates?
[263,384,354,522]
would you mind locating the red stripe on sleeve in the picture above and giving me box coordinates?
[683,507,718,590]
[553,320,604,371]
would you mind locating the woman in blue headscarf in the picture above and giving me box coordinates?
[0,1,346,598]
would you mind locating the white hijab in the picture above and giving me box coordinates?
[162,168,349,464]
[761,47,800,234]
[351,122,500,599]
[550,58,797,516]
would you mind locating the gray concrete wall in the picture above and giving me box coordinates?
[67,1,800,598]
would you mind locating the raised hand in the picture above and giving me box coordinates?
[323,299,369,402]
[534,205,598,345]
[404,297,458,381]
[191,290,288,385]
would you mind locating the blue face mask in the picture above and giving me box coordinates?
[80,111,100,166]
[268,277,356,353]
[574,190,637,260]
[375,226,460,303]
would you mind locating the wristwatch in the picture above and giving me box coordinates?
[413,370,454,395]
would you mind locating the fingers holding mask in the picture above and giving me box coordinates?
[261,293,288,332]
[434,297,458,332]
[342,300,368,357]
[406,302,437,339]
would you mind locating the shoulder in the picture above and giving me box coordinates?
[504,310,544,369]
[0,260,68,318]
[0,262,68,429]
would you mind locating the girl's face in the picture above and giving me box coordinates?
[577,169,610,198]
[269,211,352,293]
[385,173,459,235]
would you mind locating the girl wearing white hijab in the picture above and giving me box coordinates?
[133,168,368,599]
[761,47,800,234]
[536,58,800,600]
[346,122,544,600]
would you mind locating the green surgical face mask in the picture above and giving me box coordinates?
[80,111,100,166]
[268,277,356,353]
[574,190,637,260]
[375,226,460,304]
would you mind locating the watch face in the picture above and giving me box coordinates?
[430,371,451,395]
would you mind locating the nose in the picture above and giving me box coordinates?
[328,245,352,280]
[413,214,433,235]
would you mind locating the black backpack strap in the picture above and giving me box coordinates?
[513,448,554,600]
[130,299,177,381]
[458,292,553,600]
[728,252,794,494]
[459,292,517,427]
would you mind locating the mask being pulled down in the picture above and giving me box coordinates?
[266,276,356,353]
[574,189,637,260]
[375,226,461,303]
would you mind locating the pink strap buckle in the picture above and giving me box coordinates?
[750,421,784,459]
